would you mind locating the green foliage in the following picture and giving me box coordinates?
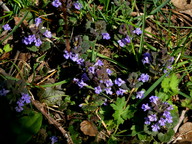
[161,73,179,96]
[68,125,82,144]
[38,84,66,106]
[12,111,43,144]
[27,46,38,52]
[158,129,174,142]
[41,41,51,52]
[181,99,192,109]
[186,81,192,97]
[3,44,12,53]
[99,0,110,11]
[110,97,129,125]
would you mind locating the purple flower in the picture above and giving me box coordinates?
[79,104,83,107]
[106,68,112,75]
[15,106,24,112]
[169,57,174,63]
[76,58,84,65]
[52,0,62,8]
[94,86,102,94]
[142,53,152,65]
[163,111,171,117]
[165,115,173,123]
[159,118,166,126]
[151,123,160,132]
[167,105,173,110]
[73,1,83,10]
[17,99,25,107]
[136,90,144,99]
[149,96,159,104]
[73,78,79,83]
[117,36,131,47]
[34,38,42,47]
[95,59,104,66]
[123,36,131,43]
[105,79,113,87]
[50,136,58,144]
[43,30,52,38]
[35,17,42,27]
[117,39,126,47]
[0,88,10,96]
[88,66,95,74]
[104,87,113,95]
[2,24,11,31]
[102,33,111,40]
[77,80,87,88]
[141,103,150,111]
[138,73,149,83]
[21,93,31,104]
[144,117,151,125]
[116,88,126,96]
[114,78,125,87]
[142,57,150,64]
[63,50,70,59]
[103,99,108,105]
[133,28,142,35]
[163,65,172,74]
[148,114,157,122]
[23,34,36,45]
[81,73,89,82]
[70,53,79,62]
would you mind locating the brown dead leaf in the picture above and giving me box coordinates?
[179,122,192,134]
[80,120,98,136]
[171,0,192,10]
[145,27,152,38]
[14,17,28,26]
[178,122,192,142]
[95,130,107,142]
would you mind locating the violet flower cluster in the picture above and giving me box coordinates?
[22,17,52,47]
[52,0,62,7]
[141,96,174,132]
[0,88,10,96]
[15,93,31,112]
[2,24,11,31]
[142,52,152,65]
[117,28,142,47]
[22,34,42,47]
[50,136,58,144]
[102,33,111,40]
[73,1,83,10]
[117,36,131,47]
[138,73,150,83]
[63,50,84,65]
[63,51,128,96]
[136,90,145,99]
[63,54,127,96]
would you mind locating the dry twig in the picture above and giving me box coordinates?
[32,100,74,144]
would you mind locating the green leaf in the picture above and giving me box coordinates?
[158,129,174,142]
[181,99,192,109]
[13,111,43,144]
[110,97,129,125]
[27,46,39,52]
[161,77,170,93]
[170,74,179,94]
[40,41,51,52]
[161,74,179,96]
[3,44,12,52]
